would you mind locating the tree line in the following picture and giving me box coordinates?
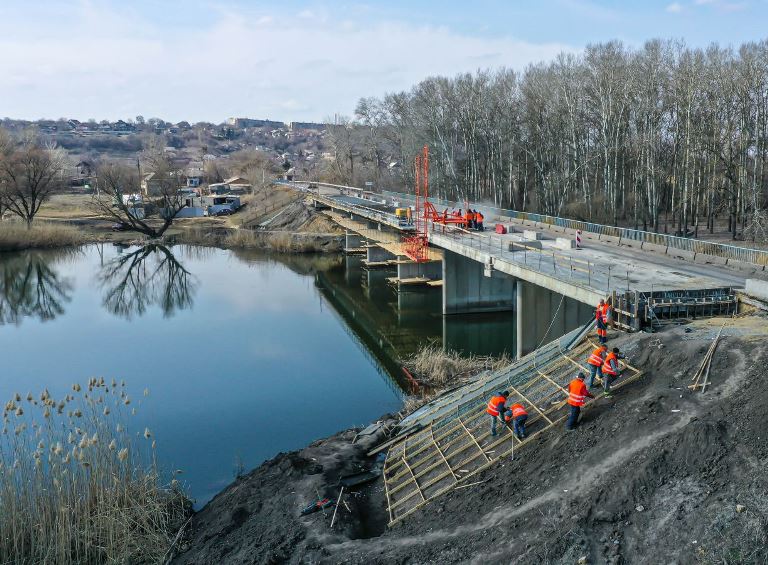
[326,39,768,241]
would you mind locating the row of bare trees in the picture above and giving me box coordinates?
[331,39,768,241]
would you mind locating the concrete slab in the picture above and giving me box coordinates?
[745,279,768,301]
[694,253,728,266]
[554,237,576,250]
[641,242,668,254]
[668,249,696,262]
[509,241,542,251]
[728,260,764,273]
[599,234,621,245]
[523,230,543,241]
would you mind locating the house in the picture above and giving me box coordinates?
[186,174,203,188]
[75,161,94,176]
[223,176,252,193]
[141,173,165,195]
[208,182,230,195]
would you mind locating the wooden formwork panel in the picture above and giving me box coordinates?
[383,340,642,526]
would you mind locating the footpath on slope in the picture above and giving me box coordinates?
[172,315,768,565]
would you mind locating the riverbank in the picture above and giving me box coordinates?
[171,314,768,564]
[3,191,342,254]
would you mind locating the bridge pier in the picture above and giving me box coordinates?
[367,245,396,263]
[515,280,594,358]
[443,250,515,315]
[397,260,442,281]
[345,232,364,249]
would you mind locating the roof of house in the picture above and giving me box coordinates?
[223,176,251,185]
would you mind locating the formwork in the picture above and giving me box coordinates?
[382,323,643,525]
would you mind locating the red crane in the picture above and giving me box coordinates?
[403,145,430,262]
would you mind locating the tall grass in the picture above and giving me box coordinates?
[0,221,87,252]
[180,226,341,253]
[0,379,189,564]
[404,343,512,388]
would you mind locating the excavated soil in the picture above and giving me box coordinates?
[172,316,768,565]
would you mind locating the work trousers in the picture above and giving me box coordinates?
[566,405,581,430]
[513,415,527,438]
[588,364,603,387]
[490,414,503,436]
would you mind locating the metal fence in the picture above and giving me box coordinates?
[382,190,768,266]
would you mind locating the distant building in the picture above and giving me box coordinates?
[289,121,325,131]
[227,117,286,129]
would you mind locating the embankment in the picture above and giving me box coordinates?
[171,315,768,564]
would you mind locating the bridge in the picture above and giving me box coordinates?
[284,181,759,357]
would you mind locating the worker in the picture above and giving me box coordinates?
[595,299,608,344]
[486,390,509,437]
[601,347,623,397]
[586,344,607,388]
[504,402,528,440]
[476,211,485,231]
[442,208,448,223]
[566,372,594,431]
[465,209,474,230]
[406,206,412,225]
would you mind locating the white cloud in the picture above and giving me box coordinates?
[0,3,577,123]
[666,2,684,13]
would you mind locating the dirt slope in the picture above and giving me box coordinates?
[172,316,768,565]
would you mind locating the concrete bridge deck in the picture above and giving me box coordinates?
[306,184,749,303]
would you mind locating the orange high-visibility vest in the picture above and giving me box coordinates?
[567,379,588,407]
[587,347,606,367]
[602,352,619,376]
[477,212,484,222]
[486,395,506,417]
[511,403,527,418]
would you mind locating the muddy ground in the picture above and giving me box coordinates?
[172,316,768,565]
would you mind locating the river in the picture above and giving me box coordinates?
[0,244,514,504]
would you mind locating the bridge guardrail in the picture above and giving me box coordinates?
[381,190,768,266]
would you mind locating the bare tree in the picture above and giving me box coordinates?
[0,137,67,227]
[92,157,186,238]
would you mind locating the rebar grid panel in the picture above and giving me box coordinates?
[384,340,643,525]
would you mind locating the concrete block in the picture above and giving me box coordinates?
[554,237,576,250]
[694,253,728,266]
[508,241,542,252]
[620,239,643,250]
[728,260,764,273]
[523,230,543,241]
[668,248,696,262]
[641,242,668,254]
[599,234,621,245]
[745,279,768,301]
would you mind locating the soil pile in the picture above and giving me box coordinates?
[172,317,768,564]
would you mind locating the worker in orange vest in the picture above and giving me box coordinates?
[504,402,528,440]
[465,210,474,230]
[595,299,609,344]
[486,390,509,437]
[566,372,594,431]
[601,347,623,397]
[476,211,485,231]
[586,344,607,388]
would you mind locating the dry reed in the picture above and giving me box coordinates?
[404,342,512,388]
[0,221,87,252]
[0,379,189,564]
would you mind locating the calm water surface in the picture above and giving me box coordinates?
[0,244,514,504]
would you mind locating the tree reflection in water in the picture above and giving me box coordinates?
[98,244,197,319]
[0,250,74,325]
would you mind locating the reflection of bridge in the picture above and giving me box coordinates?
[314,268,412,398]
[291,181,751,356]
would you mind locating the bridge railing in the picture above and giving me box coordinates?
[382,190,768,266]
[429,221,628,294]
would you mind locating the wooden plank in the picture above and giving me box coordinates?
[431,428,459,481]
[458,418,492,462]
[507,381,554,425]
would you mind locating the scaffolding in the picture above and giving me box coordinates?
[382,333,642,525]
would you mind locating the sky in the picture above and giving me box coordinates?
[1,0,767,124]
